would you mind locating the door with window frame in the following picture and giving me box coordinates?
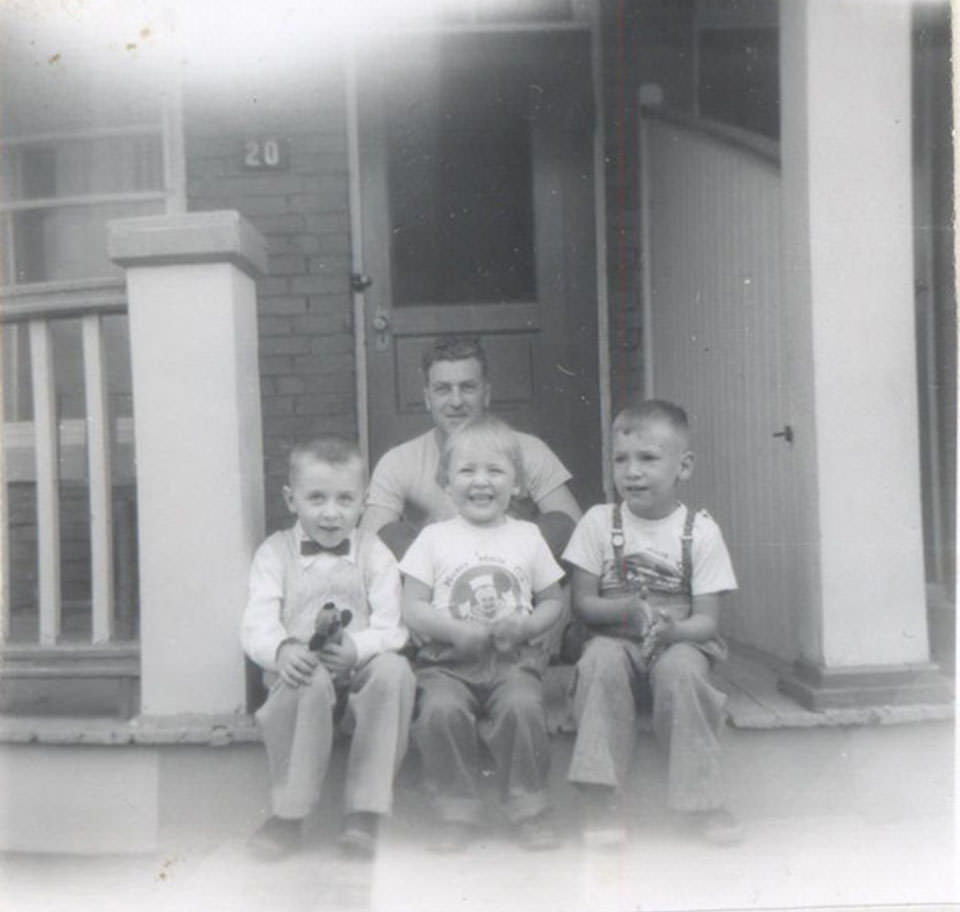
[357,30,602,509]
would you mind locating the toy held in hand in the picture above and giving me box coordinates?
[308,601,353,652]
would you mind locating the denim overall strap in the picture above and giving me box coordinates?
[681,506,696,596]
[611,502,627,587]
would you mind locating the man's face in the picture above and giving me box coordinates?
[424,357,490,438]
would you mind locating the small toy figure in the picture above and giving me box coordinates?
[308,602,354,652]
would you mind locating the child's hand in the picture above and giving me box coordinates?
[647,609,677,645]
[491,615,529,653]
[449,621,491,659]
[276,640,320,688]
[317,635,358,676]
[629,589,655,636]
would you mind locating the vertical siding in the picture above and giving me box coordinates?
[643,117,801,662]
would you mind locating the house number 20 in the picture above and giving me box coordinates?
[242,138,289,171]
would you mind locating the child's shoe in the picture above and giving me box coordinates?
[516,811,561,851]
[337,812,379,859]
[430,820,478,854]
[247,815,302,860]
[689,808,744,846]
[579,785,627,850]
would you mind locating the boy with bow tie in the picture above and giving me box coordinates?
[242,436,415,860]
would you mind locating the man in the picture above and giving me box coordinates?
[361,336,581,559]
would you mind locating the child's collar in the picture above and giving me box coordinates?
[620,501,685,522]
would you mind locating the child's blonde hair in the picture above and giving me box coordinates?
[437,414,526,492]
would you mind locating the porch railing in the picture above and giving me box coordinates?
[1,278,139,716]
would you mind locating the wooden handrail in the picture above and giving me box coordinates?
[0,279,127,323]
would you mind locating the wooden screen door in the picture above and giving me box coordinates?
[358,30,602,508]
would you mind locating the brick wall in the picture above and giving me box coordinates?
[178,22,701,527]
[184,66,356,534]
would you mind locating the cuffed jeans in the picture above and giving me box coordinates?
[567,637,727,812]
[413,665,552,825]
[257,651,416,819]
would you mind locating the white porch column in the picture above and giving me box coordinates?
[777,1,950,708]
[109,211,266,717]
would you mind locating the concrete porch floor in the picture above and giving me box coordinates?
[1,646,956,912]
[1,724,957,912]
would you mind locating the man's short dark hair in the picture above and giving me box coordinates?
[421,335,488,378]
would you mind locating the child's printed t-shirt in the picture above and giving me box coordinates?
[563,503,737,625]
[399,515,564,676]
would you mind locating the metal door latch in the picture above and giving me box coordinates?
[372,308,390,352]
[350,273,372,292]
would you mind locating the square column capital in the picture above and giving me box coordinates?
[108,210,267,278]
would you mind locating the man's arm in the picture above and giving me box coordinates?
[536,484,582,523]
[361,445,407,535]
[360,503,401,536]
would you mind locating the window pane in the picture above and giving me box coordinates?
[2,134,163,204]
[698,29,779,139]
[10,198,164,284]
[387,63,536,305]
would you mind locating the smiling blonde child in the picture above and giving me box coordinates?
[399,414,565,853]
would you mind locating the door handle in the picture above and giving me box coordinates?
[773,425,794,444]
[372,308,391,352]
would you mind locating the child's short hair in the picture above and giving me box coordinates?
[437,414,525,491]
[288,435,363,482]
[421,335,488,378]
[613,399,690,445]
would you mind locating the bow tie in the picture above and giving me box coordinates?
[300,538,350,557]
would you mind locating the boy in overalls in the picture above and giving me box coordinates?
[563,400,743,848]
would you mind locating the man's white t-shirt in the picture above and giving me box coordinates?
[367,429,572,527]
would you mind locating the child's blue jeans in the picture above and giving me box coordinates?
[413,665,552,825]
[567,637,727,812]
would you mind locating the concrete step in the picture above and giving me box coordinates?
[1,712,952,857]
